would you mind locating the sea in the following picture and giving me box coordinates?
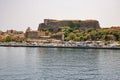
[0,47,120,80]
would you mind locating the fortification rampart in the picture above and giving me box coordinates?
[38,19,100,32]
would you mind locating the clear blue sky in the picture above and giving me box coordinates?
[0,0,120,31]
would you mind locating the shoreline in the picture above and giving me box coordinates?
[0,44,120,49]
[0,41,120,49]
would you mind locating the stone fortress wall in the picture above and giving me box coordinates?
[38,19,100,32]
[26,19,101,39]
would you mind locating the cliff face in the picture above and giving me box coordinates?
[38,19,101,32]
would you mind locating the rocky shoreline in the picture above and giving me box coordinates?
[0,41,120,49]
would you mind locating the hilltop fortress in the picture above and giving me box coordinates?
[38,19,100,32]
[25,19,101,39]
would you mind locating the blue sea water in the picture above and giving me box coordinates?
[0,47,120,80]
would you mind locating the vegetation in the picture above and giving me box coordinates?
[1,24,119,42]
[0,37,2,42]
[12,38,26,42]
[55,26,120,41]
[40,22,120,42]
[0,35,26,42]
[5,36,12,42]
[51,33,62,40]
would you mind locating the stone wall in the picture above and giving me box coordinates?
[25,31,40,39]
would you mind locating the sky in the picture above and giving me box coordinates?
[0,0,120,31]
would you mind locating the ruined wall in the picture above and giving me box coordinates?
[80,20,100,29]
[38,19,101,32]
[38,19,79,31]
[25,31,40,39]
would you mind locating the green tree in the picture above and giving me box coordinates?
[5,36,12,42]
[59,26,71,32]
[66,33,76,41]
[75,37,80,41]
[48,28,53,32]
[79,36,84,41]
[0,37,2,42]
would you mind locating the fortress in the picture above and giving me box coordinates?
[38,19,100,32]
[25,19,101,39]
